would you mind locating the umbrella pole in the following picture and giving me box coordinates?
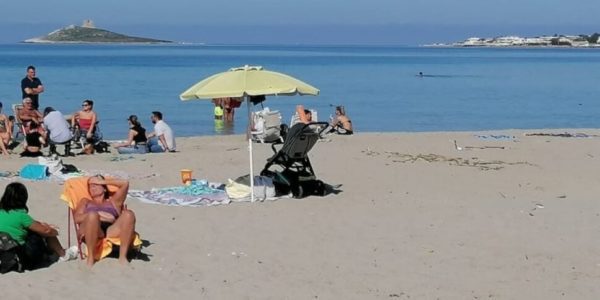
[247,96,255,202]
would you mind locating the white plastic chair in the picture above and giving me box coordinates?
[251,107,283,143]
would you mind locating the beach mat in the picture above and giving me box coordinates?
[128,181,230,207]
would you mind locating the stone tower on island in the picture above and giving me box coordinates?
[82,19,95,28]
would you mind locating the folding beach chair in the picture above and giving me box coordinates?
[72,121,103,149]
[289,109,325,140]
[60,177,142,260]
[251,107,284,143]
[261,122,329,198]
[11,103,26,141]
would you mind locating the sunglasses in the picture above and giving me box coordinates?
[82,104,90,107]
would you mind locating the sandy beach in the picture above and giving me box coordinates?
[1,130,600,299]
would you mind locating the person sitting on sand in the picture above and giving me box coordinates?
[20,122,45,157]
[0,182,78,271]
[73,175,136,267]
[113,115,148,154]
[0,102,12,156]
[146,111,176,153]
[329,106,353,135]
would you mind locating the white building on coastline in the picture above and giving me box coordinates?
[459,37,488,46]
[445,34,598,48]
[493,36,525,46]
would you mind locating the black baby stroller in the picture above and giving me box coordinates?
[260,122,329,198]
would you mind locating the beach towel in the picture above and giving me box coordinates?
[61,177,142,260]
[128,180,230,207]
[0,171,19,180]
[19,164,48,180]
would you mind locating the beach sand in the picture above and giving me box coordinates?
[1,131,599,299]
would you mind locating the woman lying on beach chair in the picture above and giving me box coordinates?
[69,175,138,267]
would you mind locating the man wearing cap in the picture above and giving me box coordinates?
[146,111,176,153]
[0,101,12,155]
[21,66,44,110]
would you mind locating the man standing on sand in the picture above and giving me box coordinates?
[146,111,176,153]
[21,65,44,110]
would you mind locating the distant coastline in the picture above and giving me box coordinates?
[426,33,600,48]
[23,20,172,44]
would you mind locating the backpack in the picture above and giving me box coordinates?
[0,232,22,274]
[94,141,111,153]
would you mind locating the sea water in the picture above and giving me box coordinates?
[0,44,600,139]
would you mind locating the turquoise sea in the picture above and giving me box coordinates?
[1,44,600,139]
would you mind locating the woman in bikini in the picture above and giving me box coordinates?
[20,122,45,157]
[0,101,12,155]
[73,175,136,267]
[330,106,353,135]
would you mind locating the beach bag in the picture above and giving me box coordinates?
[225,175,276,201]
[38,156,64,175]
[94,141,111,153]
[0,233,22,274]
[61,164,79,174]
[19,164,48,180]
[20,233,48,269]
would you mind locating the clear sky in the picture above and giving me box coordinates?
[1,0,600,45]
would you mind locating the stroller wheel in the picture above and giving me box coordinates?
[316,180,327,196]
[292,185,304,199]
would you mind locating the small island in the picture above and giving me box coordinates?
[428,33,600,48]
[23,20,172,44]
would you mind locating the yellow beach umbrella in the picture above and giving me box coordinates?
[179,65,319,201]
[180,65,319,99]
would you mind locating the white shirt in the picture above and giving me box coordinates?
[154,120,176,151]
[43,111,73,143]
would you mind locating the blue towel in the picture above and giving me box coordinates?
[20,164,48,180]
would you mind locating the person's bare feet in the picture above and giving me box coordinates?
[119,256,129,264]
